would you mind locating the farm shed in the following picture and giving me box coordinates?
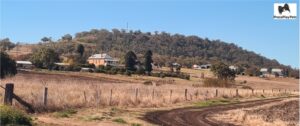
[16,61,34,69]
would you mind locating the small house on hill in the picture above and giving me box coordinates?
[192,64,201,69]
[200,64,211,69]
[229,65,237,71]
[260,68,269,77]
[271,68,283,77]
[87,53,119,67]
[16,61,33,69]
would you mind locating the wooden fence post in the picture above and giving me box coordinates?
[109,89,113,105]
[252,89,254,95]
[135,88,139,102]
[169,89,173,103]
[185,89,188,101]
[204,90,209,100]
[263,89,265,94]
[272,89,273,93]
[83,91,87,103]
[236,89,239,97]
[195,89,199,99]
[152,89,155,100]
[4,83,14,105]
[43,87,48,106]
[215,89,218,97]
[96,90,101,106]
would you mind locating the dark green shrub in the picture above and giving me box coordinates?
[95,68,105,73]
[65,65,81,71]
[111,67,119,74]
[104,65,112,71]
[135,67,145,75]
[124,70,132,76]
[117,70,124,75]
[159,73,166,78]
[112,118,127,124]
[119,68,126,73]
[80,63,95,68]
[151,72,160,77]
[0,105,32,126]
[98,65,105,70]
[54,109,77,118]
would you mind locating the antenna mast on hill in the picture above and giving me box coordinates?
[126,22,129,32]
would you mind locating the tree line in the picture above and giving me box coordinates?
[1,28,299,78]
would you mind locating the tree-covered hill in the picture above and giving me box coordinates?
[72,29,284,68]
[1,28,298,77]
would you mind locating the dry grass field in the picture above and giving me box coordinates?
[211,98,299,126]
[0,70,297,112]
[6,44,34,59]
[0,69,298,126]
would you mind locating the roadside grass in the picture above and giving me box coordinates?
[81,115,106,121]
[131,123,142,126]
[54,109,77,118]
[0,105,32,126]
[194,98,240,107]
[112,118,127,124]
[1,71,296,112]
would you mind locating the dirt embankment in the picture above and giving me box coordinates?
[247,99,299,124]
[145,97,298,126]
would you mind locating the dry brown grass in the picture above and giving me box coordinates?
[211,98,299,126]
[0,71,297,112]
[235,76,299,90]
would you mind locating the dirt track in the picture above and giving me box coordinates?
[145,97,296,126]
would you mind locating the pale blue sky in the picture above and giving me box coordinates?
[0,0,299,68]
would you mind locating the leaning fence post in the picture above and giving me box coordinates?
[83,91,87,103]
[109,89,113,105]
[43,87,48,106]
[4,83,14,105]
[215,89,218,97]
[204,90,209,100]
[185,89,188,101]
[195,89,199,99]
[135,88,139,102]
[236,89,239,97]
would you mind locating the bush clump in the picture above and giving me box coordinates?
[203,78,233,87]
[54,109,77,118]
[0,105,32,126]
[93,65,190,80]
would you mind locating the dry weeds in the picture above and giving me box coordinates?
[0,71,297,112]
[211,98,299,126]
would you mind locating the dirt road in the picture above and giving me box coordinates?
[145,97,296,126]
